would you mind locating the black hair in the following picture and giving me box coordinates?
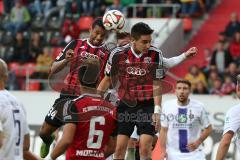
[131,22,154,40]
[92,17,105,30]
[78,58,100,88]
[116,31,130,40]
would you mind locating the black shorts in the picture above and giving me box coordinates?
[117,99,155,137]
[45,95,78,128]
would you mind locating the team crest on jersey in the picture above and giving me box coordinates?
[144,57,151,63]
[178,114,187,123]
[99,50,105,57]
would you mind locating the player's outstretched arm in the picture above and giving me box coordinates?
[216,131,234,160]
[97,76,111,96]
[23,134,39,160]
[162,47,198,68]
[159,127,168,160]
[50,123,76,160]
[187,125,212,151]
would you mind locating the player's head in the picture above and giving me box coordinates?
[78,58,100,89]
[236,74,240,98]
[89,17,107,46]
[176,79,191,103]
[131,22,154,53]
[116,31,131,47]
[0,58,8,85]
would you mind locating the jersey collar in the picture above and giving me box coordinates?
[131,47,143,58]
[87,39,104,48]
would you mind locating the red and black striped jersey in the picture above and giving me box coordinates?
[105,44,165,102]
[52,39,109,96]
[63,93,117,160]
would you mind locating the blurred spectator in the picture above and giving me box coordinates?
[179,0,199,17]
[29,0,52,17]
[4,0,31,35]
[193,81,209,94]
[161,0,175,17]
[224,12,240,39]
[229,31,240,62]
[61,15,80,40]
[210,41,233,73]
[184,64,207,91]
[10,32,30,63]
[3,0,14,15]
[31,46,53,79]
[221,75,236,95]
[216,32,229,50]
[207,70,220,89]
[81,0,95,16]
[224,62,239,84]
[106,0,126,15]
[29,32,45,61]
[210,78,223,95]
[201,47,211,74]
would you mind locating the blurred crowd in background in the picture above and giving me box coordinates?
[0,0,234,94]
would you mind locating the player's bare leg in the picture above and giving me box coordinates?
[139,134,153,159]
[114,135,129,159]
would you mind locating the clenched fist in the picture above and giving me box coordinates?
[65,49,74,62]
[184,47,198,58]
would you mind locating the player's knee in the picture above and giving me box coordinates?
[139,144,151,157]
[115,145,127,158]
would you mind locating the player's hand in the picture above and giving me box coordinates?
[65,49,74,62]
[186,139,201,151]
[152,113,160,132]
[160,151,167,160]
[184,47,198,58]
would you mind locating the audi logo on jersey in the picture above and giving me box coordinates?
[80,51,99,59]
[126,67,146,76]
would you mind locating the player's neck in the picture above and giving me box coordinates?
[80,87,97,95]
[132,45,141,55]
[177,99,190,106]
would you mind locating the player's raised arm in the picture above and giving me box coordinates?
[162,47,198,68]
[49,40,76,75]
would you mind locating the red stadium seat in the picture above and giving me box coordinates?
[9,62,22,76]
[27,82,40,91]
[183,18,193,32]
[77,16,94,31]
[23,63,36,77]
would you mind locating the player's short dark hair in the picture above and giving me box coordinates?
[78,58,100,88]
[176,79,192,88]
[131,22,154,40]
[116,31,130,40]
[92,17,105,30]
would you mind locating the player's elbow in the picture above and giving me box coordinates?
[220,137,231,147]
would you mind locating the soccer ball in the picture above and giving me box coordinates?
[103,10,125,31]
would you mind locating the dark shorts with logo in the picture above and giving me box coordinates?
[44,95,78,128]
[117,99,155,137]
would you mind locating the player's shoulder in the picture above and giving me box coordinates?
[189,99,205,109]
[162,99,177,109]
[111,43,131,55]
[226,104,240,117]
[149,46,163,54]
